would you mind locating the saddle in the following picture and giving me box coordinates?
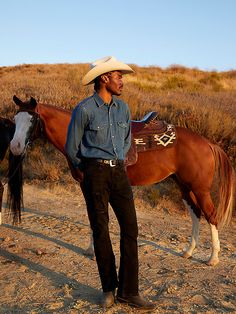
[125,112,177,166]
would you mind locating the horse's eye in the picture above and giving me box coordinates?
[30,116,34,123]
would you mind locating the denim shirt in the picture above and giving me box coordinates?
[65,92,131,168]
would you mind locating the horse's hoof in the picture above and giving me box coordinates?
[182,251,192,259]
[206,259,219,266]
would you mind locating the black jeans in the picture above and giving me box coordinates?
[80,160,139,296]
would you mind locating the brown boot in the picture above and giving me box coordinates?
[117,294,157,310]
[100,291,115,308]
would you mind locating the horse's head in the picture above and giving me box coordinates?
[10,95,42,156]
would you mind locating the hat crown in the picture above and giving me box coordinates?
[82,56,134,85]
[90,56,116,69]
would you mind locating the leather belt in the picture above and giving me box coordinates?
[84,158,124,167]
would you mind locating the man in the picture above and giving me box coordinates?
[65,56,157,310]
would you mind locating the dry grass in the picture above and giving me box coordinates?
[0,63,235,198]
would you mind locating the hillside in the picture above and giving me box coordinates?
[0,63,235,184]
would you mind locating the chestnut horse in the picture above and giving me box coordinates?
[10,96,235,266]
[0,117,23,224]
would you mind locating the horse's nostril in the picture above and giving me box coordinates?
[17,142,20,149]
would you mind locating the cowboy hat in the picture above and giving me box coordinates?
[82,56,134,85]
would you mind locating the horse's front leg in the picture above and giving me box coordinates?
[206,224,220,266]
[182,200,200,258]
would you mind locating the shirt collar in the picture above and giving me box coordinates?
[93,92,118,107]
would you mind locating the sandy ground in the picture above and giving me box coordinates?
[0,183,235,314]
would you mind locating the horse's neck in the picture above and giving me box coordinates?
[37,103,72,154]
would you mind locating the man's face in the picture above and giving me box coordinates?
[105,71,123,96]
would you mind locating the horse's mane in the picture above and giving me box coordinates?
[38,102,72,115]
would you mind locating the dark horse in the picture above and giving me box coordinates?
[10,96,235,265]
[0,117,23,224]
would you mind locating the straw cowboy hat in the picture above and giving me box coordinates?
[82,56,134,85]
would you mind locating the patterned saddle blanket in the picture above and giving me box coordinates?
[125,112,177,166]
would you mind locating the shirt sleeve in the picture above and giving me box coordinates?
[124,106,132,156]
[65,104,88,168]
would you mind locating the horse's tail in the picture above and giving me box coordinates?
[209,143,235,228]
[6,151,24,224]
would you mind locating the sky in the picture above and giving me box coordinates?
[0,0,235,71]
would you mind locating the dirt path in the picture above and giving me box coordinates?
[0,184,235,313]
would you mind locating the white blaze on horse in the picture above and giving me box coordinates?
[11,112,35,155]
[10,95,235,266]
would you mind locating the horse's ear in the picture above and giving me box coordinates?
[13,95,23,106]
[30,97,37,108]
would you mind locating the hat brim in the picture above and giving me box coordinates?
[82,61,134,85]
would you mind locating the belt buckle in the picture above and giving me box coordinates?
[109,160,116,167]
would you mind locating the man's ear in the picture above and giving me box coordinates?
[101,74,109,83]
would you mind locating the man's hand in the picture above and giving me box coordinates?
[71,167,84,182]
[66,157,84,183]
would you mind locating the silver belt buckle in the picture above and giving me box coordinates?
[109,160,116,167]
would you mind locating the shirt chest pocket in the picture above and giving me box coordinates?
[117,121,128,139]
[87,121,108,145]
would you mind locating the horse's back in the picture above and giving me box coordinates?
[176,127,214,163]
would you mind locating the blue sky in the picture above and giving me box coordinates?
[1,0,235,71]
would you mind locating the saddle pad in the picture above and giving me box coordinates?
[132,121,176,152]
[133,122,177,152]
[125,121,177,166]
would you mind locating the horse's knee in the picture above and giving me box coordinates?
[208,215,218,227]
[195,193,217,225]
[204,209,218,226]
